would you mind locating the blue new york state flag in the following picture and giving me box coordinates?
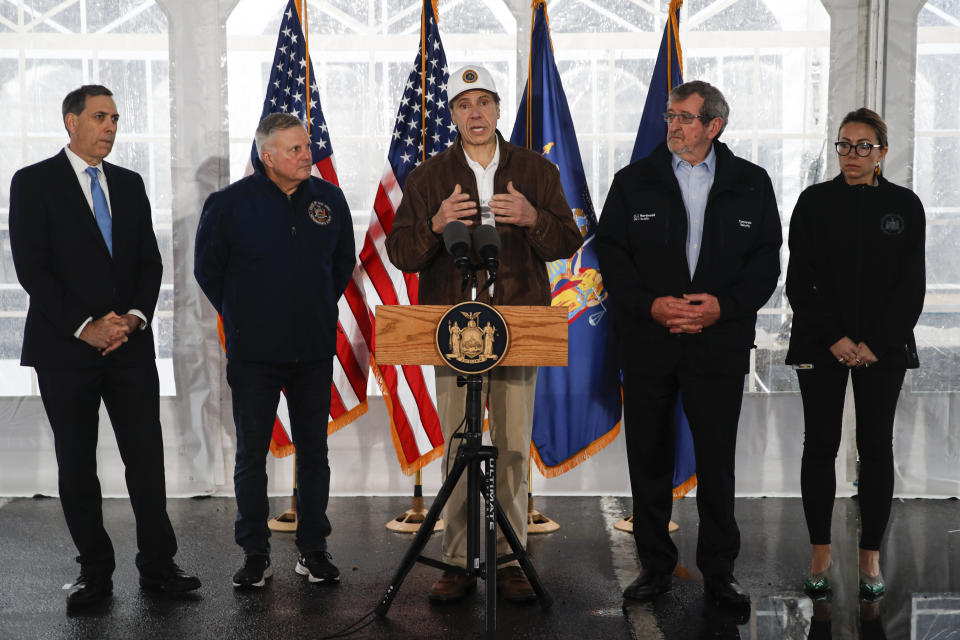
[631,0,697,497]
[511,0,622,475]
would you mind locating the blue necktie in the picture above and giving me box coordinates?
[85,166,113,256]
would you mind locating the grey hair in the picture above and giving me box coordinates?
[668,80,730,138]
[255,112,307,158]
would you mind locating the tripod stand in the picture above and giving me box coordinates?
[375,373,552,638]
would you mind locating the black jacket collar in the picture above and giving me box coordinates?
[646,140,746,195]
[831,172,889,190]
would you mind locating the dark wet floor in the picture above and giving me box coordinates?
[0,495,957,639]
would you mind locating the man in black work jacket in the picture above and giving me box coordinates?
[195,113,356,589]
[596,81,781,609]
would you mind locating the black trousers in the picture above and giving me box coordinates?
[226,358,333,556]
[622,360,745,577]
[36,362,177,578]
[797,365,905,551]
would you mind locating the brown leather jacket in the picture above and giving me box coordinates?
[386,132,583,306]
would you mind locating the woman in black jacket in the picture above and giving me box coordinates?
[785,108,925,601]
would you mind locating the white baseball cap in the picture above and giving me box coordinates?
[447,65,499,104]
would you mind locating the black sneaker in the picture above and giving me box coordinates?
[295,551,340,583]
[232,554,272,588]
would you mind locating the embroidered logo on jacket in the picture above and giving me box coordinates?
[632,212,656,222]
[738,219,752,229]
[307,201,332,226]
[880,213,904,235]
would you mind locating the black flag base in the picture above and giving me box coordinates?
[374,375,552,639]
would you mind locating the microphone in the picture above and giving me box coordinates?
[472,224,500,277]
[442,220,472,274]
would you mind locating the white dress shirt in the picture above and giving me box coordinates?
[64,146,148,337]
[463,139,500,227]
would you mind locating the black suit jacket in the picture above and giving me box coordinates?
[9,149,162,369]
[596,141,782,375]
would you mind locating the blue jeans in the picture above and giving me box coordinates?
[226,358,333,556]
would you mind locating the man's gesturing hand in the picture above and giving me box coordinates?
[431,184,477,233]
[490,181,538,228]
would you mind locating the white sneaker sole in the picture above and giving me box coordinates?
[232,566,273,588]
[295,561,340,583]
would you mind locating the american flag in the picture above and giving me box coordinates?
[233,0,372,456]
[360,0,453,473]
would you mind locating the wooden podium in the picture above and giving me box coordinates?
[375,304,568,368]
[374,303,568,637]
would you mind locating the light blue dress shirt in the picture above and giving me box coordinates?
[672,145,716,278]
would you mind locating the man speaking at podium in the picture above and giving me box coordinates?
[386,65,582,603]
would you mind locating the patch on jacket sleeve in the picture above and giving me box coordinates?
[308,200,333,226]
[880,213,904,235]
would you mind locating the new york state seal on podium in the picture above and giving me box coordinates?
[436,301,509,374]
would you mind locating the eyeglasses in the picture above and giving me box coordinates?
[663,111,706,125]
[835,141,883,157]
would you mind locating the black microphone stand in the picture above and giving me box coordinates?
[375,263,551,639]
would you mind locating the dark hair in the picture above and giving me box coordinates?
[838,107,888,148]
[451,89,501,108]
[255,112,307,158]
[669,80,730,138]
[61,85,113,125]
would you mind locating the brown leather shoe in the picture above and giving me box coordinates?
[428,571,476,602]
[497,566,537,603]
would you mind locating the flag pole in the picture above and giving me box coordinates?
[268,0,311,534]
[268,457,298,532]
[385,0,445,534]
[615,0,685,538]
[303,0,311,136]
[527,464,558,534]
[522,0,560,537]
[386,468,445,533]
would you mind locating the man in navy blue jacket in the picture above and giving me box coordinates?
[597,81,781,609]
[195,113,356,589]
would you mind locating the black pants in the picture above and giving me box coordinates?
[622,361,744,577]
[36,362,177,578]
[226,358,333,556]
[797,365,905,551]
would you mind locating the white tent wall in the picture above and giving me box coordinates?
[0,0,957,499]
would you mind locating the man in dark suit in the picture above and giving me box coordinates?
[596,81,781,609]
[9,85,200,609]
